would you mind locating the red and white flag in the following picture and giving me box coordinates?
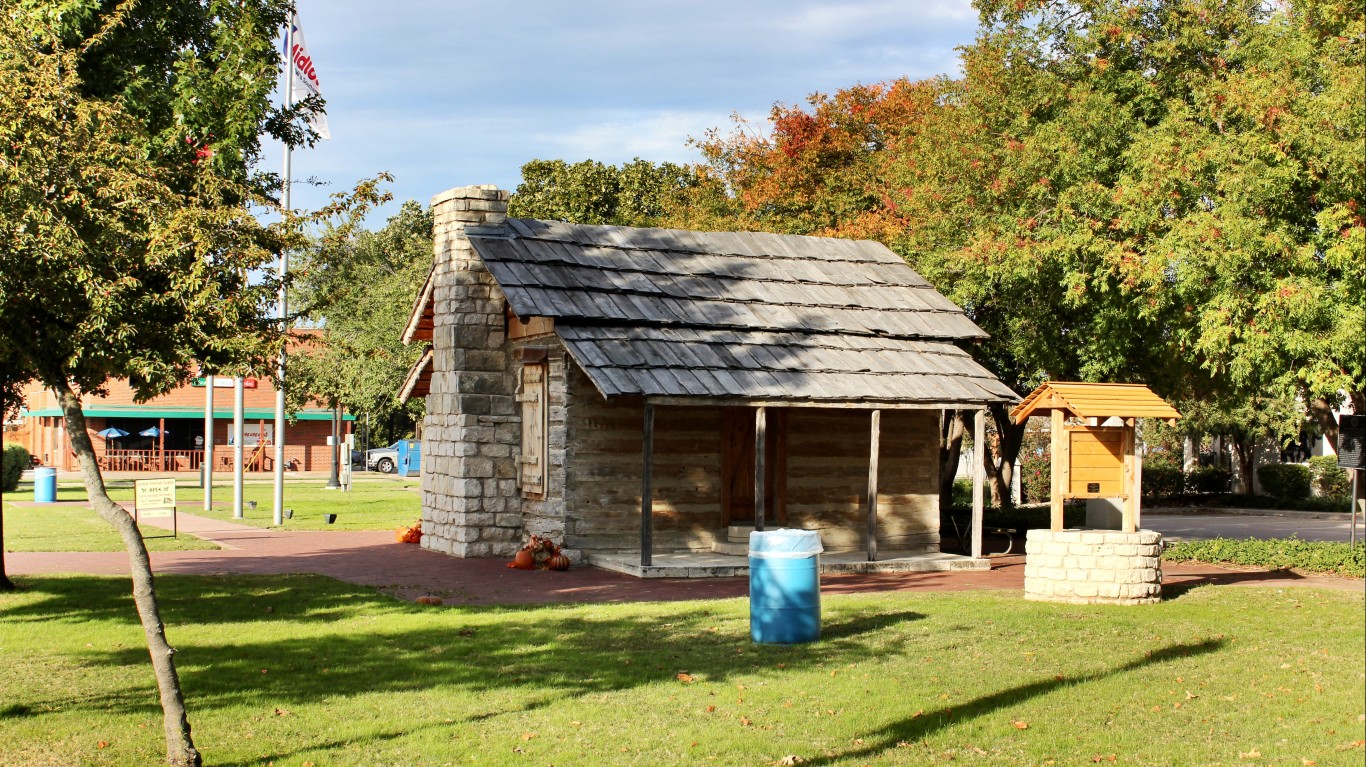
[285,13,330,140]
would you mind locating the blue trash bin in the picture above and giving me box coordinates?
[33,466,57,503]
[749,528,823,644]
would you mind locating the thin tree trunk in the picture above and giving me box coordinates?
[939,409,967,503]
[985,403,1024,509]
[55,384,201,767]
[1,503,12,590]
[1229,435,1256,495]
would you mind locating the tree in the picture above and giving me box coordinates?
[509,157,702,227]
[289,198,432,443]
[0,4,311,764]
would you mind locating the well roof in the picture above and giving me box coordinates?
[1009,382,1181,424]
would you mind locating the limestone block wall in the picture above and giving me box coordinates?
[420,186,523,558]
[1023,529,1163,605]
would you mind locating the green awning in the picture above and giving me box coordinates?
[19,405,354,421]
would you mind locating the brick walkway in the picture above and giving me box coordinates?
[7,512,1361,605]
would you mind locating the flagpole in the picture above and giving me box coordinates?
[272,15,295,528]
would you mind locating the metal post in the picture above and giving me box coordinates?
[1352,469,1360,547]
[203,374,214,509]
[640,404,654,567]
[233,377,244,519]
[325,403,341,489]
[972,409,986,559]
[866,409,880,562]
[272,16,296,528]
[754,406,767,532]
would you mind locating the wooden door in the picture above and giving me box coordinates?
[519,364,548,498]
[721,408,787,526]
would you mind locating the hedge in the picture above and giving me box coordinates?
[1162,536,1364,578]
[1257,463,1311,500]
[1308,455,1350,498]
[2,443,30,492]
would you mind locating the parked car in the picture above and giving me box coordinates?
[365,442,401,473]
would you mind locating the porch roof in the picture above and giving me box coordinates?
[20,405,353,421]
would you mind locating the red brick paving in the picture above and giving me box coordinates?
[7,513,1362,605]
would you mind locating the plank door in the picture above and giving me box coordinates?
[720,407,787,526]
[519,364,548,498]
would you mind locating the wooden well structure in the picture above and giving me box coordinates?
[1011,382,1180,532]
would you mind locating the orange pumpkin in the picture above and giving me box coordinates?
[547,553,571,571]
[511,549,535,570]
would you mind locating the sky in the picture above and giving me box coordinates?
[269,0,982,226]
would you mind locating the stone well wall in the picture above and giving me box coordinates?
[1023,529,1163,605]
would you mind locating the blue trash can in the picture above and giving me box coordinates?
[749,529,823,644]
[33,466,57,503]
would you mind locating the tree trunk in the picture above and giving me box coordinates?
[1,503,13,590]
[1308,398,1339,451]
[55,384,201,767]
[1229,435,1256,495]
[938,409,967,503]
[1182,435,1199,473]
[985,403,1025,509]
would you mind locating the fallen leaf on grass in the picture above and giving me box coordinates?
[1091,755,1117,763]
[97,741,109,749]
[1012,721,1029,729]
[520,732,536,741]
[852,739,864,745]
[677,673,695,683]
[705,705,716,713]
[773,757,805,766]
[1240,748,1261,759]
[740,717,753,727]
[1302,759,1316,766]
[1186,691,1198,700]
[273,707,290,717]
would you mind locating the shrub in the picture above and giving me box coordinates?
[1018,449,1050,504]
[1163,536,1365,578]
[1207,494,1351,513]
[950,478,973,508]
[2,443,30,492]
[1143,465,1185,497]
[1257,463,1312,500]
[1308,455,1350,498]
[1186,466,1231,494]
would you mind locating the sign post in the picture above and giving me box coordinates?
[133,478,178,538]
[1337,415,1364,547]
[341,432,354,491]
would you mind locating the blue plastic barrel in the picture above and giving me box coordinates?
[33,466,57,503]
[749,529,823,644]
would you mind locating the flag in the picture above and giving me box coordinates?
[285,13,330,140]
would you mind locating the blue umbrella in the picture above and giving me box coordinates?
[97,427,128,439]
[139,426,167,437]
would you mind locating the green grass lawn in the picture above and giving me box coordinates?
[1,503,217,552]
[3,478,420,550]
[1,576,1361,766]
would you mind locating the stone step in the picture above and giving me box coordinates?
[711,540,749,556]
[726,525,754,543]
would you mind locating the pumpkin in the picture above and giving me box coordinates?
[547,553,571,571]
[510,549,536,570]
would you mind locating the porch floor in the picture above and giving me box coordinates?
[587,550,990,579]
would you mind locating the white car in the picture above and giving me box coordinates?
[365,442,401,473]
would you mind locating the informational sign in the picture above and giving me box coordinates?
[340,433,354,490]
[133,478,178,537]
[1338,415,1365,470]
[242,423,274,446]
[193,377,258,388]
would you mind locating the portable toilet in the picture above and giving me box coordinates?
[397,439,422,477]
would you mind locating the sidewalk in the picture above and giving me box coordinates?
[7,512,1362,605]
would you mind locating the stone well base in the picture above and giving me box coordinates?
[1024,529,1163,605]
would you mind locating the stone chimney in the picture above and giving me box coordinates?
[421,185,522,557]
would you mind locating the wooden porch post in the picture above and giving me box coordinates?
[1121,423,1137,533]
[971,409,985,559]
[640,403,654,567]
[1050,409,1068,531]
[754,406,767,532]
[866,409,880,562]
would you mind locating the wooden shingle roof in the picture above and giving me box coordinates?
[1010,382,1181,424]
[460,218,1015,407]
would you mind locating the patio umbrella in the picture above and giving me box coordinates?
[96,427,128,439]
[139,426,167,437]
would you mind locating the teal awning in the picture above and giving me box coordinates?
[20,405,354,421]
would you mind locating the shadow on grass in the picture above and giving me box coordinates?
[803,637,1229,766]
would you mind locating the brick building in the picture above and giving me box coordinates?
[19,375,349,473]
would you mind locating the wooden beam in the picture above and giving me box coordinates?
[1121,426,1137,533]
[866,409,880,562]
[1050,409,1066,531]
[640,403,654,567]
[643,396,1002,411]
[972,409,985,559]
[755,406,767,532]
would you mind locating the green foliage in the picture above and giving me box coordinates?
[1163,536,1364,578]
[291,198,430,431]
[1257,463,1312,500]
[1,444,30,492]
[1143,465,1186,498]
[509,158,700,227]
[950,477,974,508]
[1308,455,1351,498]
[1207,493,1350,513]
[1186,466,1233,494]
